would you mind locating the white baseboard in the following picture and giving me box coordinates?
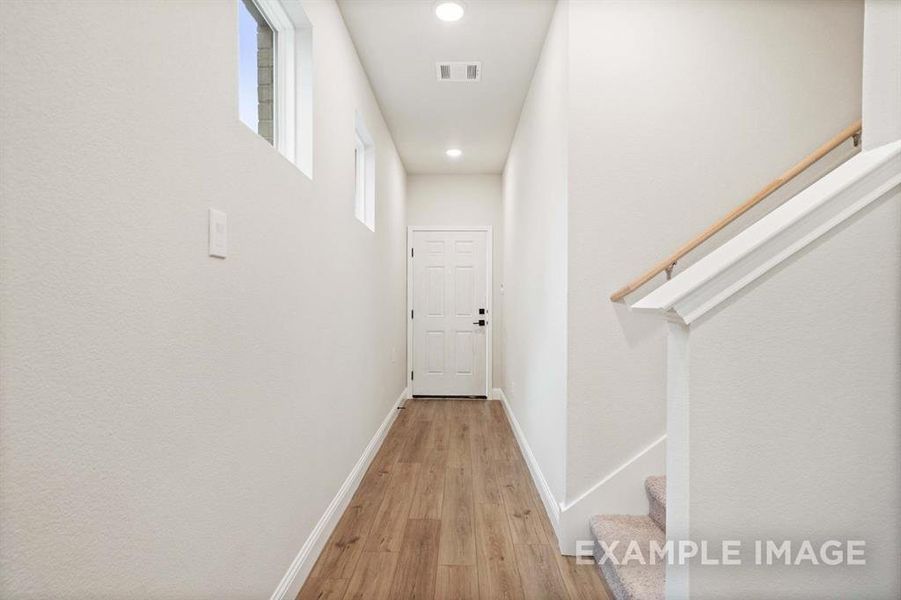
[558,434,666,556]
[493,388,563,548]
[471,388,668,558]
[269,386,408,600]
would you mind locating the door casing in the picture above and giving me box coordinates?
[407,226,492,398]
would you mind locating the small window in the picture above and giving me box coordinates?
[236,0,314,178]
[238,0,275,144]
[354,112,375,230]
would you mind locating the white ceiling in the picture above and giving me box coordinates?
[337,0,556,174]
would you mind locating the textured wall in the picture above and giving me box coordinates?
[406,174,504,386]
[689,190,900,598]
[862,0,901,150]
[0,0,407,597]
[565,0,864,501]
[501,0,569,502]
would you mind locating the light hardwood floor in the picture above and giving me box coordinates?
[298,398,609,600]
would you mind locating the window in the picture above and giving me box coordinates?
[354,133,366,223]
[354,112,375,230]
[237,0,314,178]
[238,0,275,144]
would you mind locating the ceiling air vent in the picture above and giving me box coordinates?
[436,61,481,82]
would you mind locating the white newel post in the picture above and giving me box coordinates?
[665,319,690,600]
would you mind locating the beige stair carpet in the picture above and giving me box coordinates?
[590,475,667,600]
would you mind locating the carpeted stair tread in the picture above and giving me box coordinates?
[644,476,665,507]
[645,475,666,532]
[589,514,664,600]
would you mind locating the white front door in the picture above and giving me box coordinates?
[411,229,488,397]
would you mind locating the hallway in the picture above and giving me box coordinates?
[3,1,899,598]
[298,399,608,600]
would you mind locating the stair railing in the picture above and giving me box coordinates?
[609,119,863,303]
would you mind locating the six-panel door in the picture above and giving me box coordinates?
[411,230,488,397]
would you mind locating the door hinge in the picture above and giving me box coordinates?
[411,310,414,319]
[411,370,414,380]
[411,248,414,257]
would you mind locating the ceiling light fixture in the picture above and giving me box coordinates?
[446,148,463,158]
[435,1,464,22]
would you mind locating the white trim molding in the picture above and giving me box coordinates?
[257,0,296,165]
[632,140,901,323]
[557,434,667,556]
[665,321,690,600]
[494,388,562,541]
[494,387,668,556]
[250,0,314,179]
[269,386,408,600]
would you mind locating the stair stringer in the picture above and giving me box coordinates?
[557,435,666,556]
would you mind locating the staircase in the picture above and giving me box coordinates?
[590,476,666,600]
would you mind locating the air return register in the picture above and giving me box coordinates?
[436,61,481,82]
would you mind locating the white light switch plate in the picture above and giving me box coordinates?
[209,208,227,258]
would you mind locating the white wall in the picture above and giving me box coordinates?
[565,0,864,500]
[688,190,900,599]
[0,1,406,597]
[407,174,504,386]
[501,0,569,504]
[862,0,901,150]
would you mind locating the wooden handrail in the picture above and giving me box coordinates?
[610,119,862,302]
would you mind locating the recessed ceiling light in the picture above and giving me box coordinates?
[446,148,463,158]
[435,1,464,22]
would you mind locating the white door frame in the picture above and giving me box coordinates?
[407,226,492,398]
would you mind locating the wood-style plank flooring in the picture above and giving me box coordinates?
[298,398,609,600]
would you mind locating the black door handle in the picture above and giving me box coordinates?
[472,319,486,326]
